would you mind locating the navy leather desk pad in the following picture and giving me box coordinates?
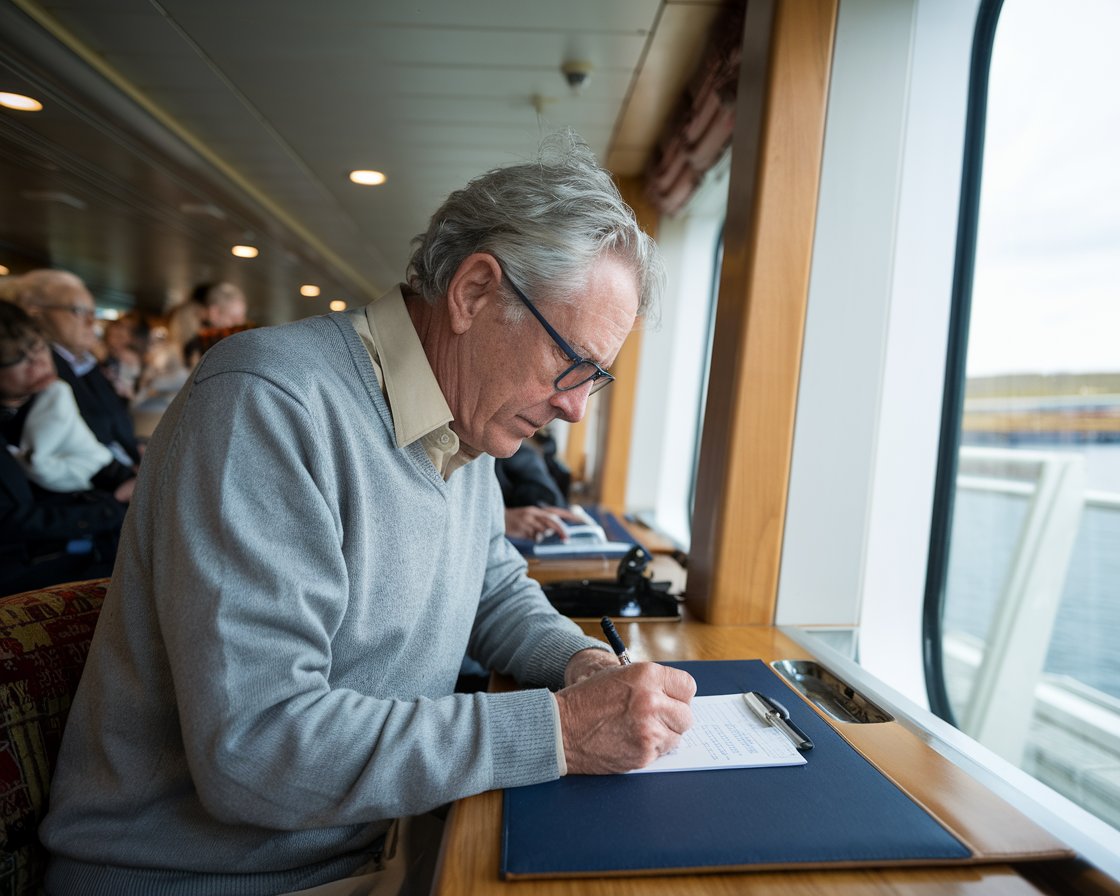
[502,659,970,877]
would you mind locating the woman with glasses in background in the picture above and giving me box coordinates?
[0,299,130,594]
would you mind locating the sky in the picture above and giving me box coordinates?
[966,0,1120,378]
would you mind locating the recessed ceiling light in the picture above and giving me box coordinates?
[300,284,321,297]
[329,300,347,312]
[231,245,259,258]
[349,170,386,186]
[0,92,43,112]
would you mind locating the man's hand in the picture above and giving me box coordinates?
[563,647,619,686]
[503,505,580,541]
[555,662,696,774]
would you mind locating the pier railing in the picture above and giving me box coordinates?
[944,447,1120,829]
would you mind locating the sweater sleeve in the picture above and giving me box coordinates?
[467,478,609,688]
[148,370,565,829]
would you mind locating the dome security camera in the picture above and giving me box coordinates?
[561,60,593,92]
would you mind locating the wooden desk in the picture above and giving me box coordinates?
[432,620,1110,896]
[520,512,685,589]
[525,553,685,592]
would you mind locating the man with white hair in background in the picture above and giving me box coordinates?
[17,269,142,468]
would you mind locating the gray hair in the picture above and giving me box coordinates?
[407,132,662,324]
[12,269,87,309]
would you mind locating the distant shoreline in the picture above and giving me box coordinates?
[967,371,1120,399]
[963,414,1120,439]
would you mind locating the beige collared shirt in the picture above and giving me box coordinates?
[346,286,470,479]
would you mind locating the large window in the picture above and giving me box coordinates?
[930,0,1120,830]
[625,161,728,547]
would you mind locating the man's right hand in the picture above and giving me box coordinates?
[554,662,696,774]
[503,505,580,541]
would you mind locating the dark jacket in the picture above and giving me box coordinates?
[0,449,124,594]
[494,443,567,508]
[52,348,141,464]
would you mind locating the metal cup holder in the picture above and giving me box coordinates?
[772,659,893,724]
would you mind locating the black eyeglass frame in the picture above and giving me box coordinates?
[38,304,96,319]
[0,337,49,369]
[498,266,615,395]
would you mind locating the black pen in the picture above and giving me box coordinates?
[743,691,814,751]
[599,616,632,665]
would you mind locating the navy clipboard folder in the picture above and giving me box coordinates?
[501,659,973,879]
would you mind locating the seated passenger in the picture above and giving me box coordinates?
[130,300,205,437]
[1,301,135,497]
[496,438,581,540]
[188,280,256,356]
[16,379,120,493]
[198,280,248,329]
[15,270,142,467]
[98,315,145,403]
[0,302,128,594]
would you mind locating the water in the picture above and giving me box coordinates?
[943,441,1120,701]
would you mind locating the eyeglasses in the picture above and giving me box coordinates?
[40,304,96,320]
[499,266,615,395]
[0,338,49,369]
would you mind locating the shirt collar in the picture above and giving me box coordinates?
[52,343,98,376]
[361,285,454,449]
[347,288,472,479]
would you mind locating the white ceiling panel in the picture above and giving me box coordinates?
[159,0,663,35]
[2,0,737,320]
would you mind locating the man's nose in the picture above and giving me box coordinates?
[549,384,592,423]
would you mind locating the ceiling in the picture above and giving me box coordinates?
[0,0,730,324]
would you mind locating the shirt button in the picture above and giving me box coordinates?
[439,434,449,445]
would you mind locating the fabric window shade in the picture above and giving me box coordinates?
[645,4,743,216]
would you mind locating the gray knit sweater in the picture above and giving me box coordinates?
[40,313,603,895]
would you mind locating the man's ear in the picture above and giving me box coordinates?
[445,253,503,335]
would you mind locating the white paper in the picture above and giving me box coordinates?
[628,693,808,774]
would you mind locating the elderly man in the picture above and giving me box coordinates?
[0,301,126,593]
[18,269,142,466]
[41,136,696,895]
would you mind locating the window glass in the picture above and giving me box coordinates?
[938,0,1120,830]
[687,228,723,529]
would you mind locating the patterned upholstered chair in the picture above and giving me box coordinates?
[0,578,108,896]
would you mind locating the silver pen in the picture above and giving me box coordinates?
[743,691,814,751]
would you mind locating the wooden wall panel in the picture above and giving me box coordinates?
[688,0,838,624]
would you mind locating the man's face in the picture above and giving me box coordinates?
[34,278,98,355]
[448,254,639,459]
[103,321,135,356]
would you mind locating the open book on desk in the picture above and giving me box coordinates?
[507,505,639,558]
